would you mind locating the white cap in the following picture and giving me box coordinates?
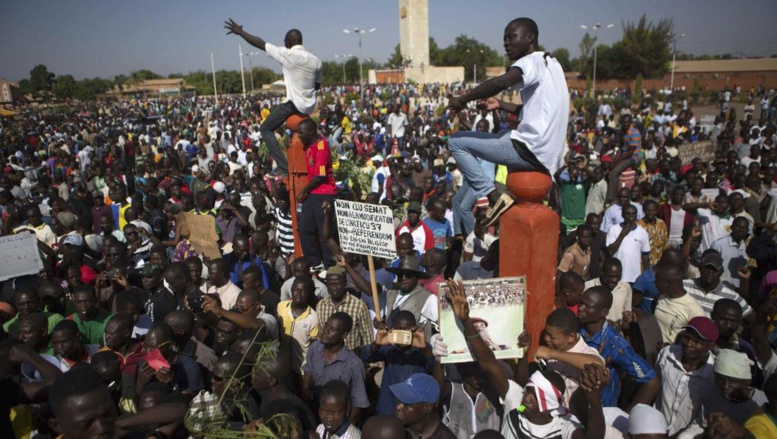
[213,181,226,194]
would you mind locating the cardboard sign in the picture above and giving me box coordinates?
[0,232,44,281]
[438,277,527,363]
[334,200,396,260]
[678,140,716,165]
[176,213,222,260]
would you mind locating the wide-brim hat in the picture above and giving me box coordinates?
[386,254,430,279]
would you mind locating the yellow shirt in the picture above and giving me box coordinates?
[745,408,777,439]
[341,116,352,134]
[276,301,319,373]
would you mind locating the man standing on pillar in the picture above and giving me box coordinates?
[296,118,337,270]
[448,17,569,227]
[224,19,322,176]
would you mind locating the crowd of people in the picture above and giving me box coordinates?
[0,16,776,439]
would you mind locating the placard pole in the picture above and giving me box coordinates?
[367,255,381,321]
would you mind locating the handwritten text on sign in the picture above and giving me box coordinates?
[678,140,716,165]
[0,232,44,281]
[334,200,396,259]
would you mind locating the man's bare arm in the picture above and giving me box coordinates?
[225,19,267,51]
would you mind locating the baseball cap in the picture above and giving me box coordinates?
[213,181,226,194]
[700,252,723,270]
[371,154,383,163]
[62,234,84,247]
[407,201,423,213]
[683,316,719,342]
[390,373,440,404]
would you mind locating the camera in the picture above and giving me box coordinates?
[387,329,412,346]
[188,291,205,314]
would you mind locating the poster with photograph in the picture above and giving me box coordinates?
[438,277,527,364]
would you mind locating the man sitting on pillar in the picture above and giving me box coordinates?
[224,19,322,177]
[447,17,569,227]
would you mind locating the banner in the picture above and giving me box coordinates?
[176,213,222,260]
[438,277,526,363]
[678,140,716,165]
[0,233,44,281]
[334,200,396,259]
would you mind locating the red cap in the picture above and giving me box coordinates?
[683,316,719,342]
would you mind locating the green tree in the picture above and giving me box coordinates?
[437,35,502,81]
[29,64,55,99]
[617,14,673,78]
[127,69,162,86]
[552,48,572,72]
[53,74,77,99]
[74,77,113,101]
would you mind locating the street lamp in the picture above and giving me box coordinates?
[343,27,376,100]
[241,50,262,94]
[670,33,685,93]
[580,23,614,98]
[466,49,484,84]
[334,54,352,84]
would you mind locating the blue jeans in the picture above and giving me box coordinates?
[452,160,495,235]
[447,130,543,199]
[260,101,300,174]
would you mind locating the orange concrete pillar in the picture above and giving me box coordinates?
[286,114,309,259]
[499,172,558,356]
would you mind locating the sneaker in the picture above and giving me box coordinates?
[480,192,515,228]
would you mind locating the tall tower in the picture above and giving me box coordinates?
[399,0,430,68]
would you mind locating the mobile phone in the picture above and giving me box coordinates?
[188,291,205,314]
[388,330,412,346]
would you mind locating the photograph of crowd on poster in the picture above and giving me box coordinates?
[438,277,526,363]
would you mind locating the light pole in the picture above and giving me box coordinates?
[239,44,246,97]
[343,27,376,100]
[466,48,484,84]
[334,54,352,84]
[580,23,614,98]
[241,51,262,94]
[670,33,685,93]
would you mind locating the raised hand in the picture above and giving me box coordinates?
[517,329,531,349]
[224,19,243,36]
[447,95,466,112]
[411,327,426,349]
[444,279,470,322]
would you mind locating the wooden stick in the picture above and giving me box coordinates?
[367,255,381,321]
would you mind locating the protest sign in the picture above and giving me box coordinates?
[335,199,397,321]
[0,233,44,281]
[678,140,716,165]
[334,200,396,260]
[176,213,222,260]
[438,277,527,363]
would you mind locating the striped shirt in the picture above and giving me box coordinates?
[682,278,753,318]
[623,125,642,162]
[274,207,295,256]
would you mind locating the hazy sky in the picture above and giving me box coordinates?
[2,0,776,81]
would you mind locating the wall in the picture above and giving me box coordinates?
[566,71,777,94]
[404,66,464,84]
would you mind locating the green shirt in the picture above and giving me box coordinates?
[68,309,112,345]
[560,180,588,225]
[3,312,64,336]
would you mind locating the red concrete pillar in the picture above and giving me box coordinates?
[499,172,558,356]
[286,114,308,259]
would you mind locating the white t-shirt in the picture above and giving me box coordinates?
[605,224,651,283]
[501,380,581,439]
[510,52,570,176]
[265,43,322,114]
[388,112,409,138]
[463,231,496,262]
[547,336,605,405]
